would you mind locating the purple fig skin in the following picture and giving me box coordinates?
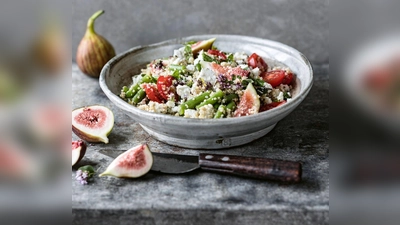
[72,140,87,166]
[76,10,116,78]
[72,125,104,143]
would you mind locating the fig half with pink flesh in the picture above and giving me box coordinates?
[72,105,114,144]
[234,83,260,117]
[72,140,87,166]
[191,38,216,54]
[99,144,153,178]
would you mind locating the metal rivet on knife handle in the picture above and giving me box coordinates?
[198,153,302,182]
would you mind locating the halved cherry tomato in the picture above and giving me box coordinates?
[260,101,286,112]
[207,49,227,60]
[142,83,164,103]
[282,71,294,85]
[261,70,285,87]
[248,53,268,72]
[157,75,178,101]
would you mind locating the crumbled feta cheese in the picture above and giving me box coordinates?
[176,85,191,99]
[194,50,204,65]
[251,68,261,78]
[264,82,273,89]
[234,52,248,64]
[184,109,199,118]
[198,67,216,85]
[239,64,249,70]
[165,101,175,108]
[171,106,179,113]
[173,47,185,59]
[198,104,214,119]
[186,65,195,72]
[276,91,284,102]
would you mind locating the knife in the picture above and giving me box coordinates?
[98,149,302,182]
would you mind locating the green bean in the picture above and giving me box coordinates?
[169,64,186,71]
[132,89,146,104]
[125,75,153,98]
[223,93,238,103]
[226,101,236,111]
[213,103,221,111]
[214,104,226,119]
[196,90,224,110]
[179,91,211,115]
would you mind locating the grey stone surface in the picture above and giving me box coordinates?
[72,64,329,224]
[72,0,328,64]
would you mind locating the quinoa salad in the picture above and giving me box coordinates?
[120,38,295,119]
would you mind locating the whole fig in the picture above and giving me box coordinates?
[76,10,116,78]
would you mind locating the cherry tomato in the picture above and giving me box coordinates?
[157,75,178,101]
[207,49,227,60]
[248,53,268,72]
[261,70,285,87]
[282,71,294,85]
[142,83,164,103]
[260,101,286,112]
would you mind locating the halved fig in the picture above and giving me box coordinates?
[191,38,216,54]
[234,83,260,117]
[72,105,114,144]
[99,144,153,178]
[72,140,87,166]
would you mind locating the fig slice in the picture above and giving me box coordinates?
[99,144,153,178]
[234,83,260,117]
[191,38,216,54]
[72,140,87,166]
[72,105,114,144]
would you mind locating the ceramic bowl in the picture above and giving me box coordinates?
[99,35,313,149]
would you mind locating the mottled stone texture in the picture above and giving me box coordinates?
[72,0,328,64]
[72,64,329,224]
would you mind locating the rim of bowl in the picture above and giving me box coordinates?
[99,34,313,126]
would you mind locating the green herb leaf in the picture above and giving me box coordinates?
[78,165,95,177]
[241,79,253,86]
[283,92,291,100]
[171,70,180,79]
[202,53,215,62]
[184,45,192,54]
[195,63,202,71]
[227,54,234,63]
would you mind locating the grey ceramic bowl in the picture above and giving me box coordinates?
[99,35,313,149]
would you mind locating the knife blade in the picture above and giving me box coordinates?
[98,149,302,182]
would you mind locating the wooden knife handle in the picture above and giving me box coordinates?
[199,153,302,182]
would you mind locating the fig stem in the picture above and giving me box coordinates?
[87,10,104,34]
